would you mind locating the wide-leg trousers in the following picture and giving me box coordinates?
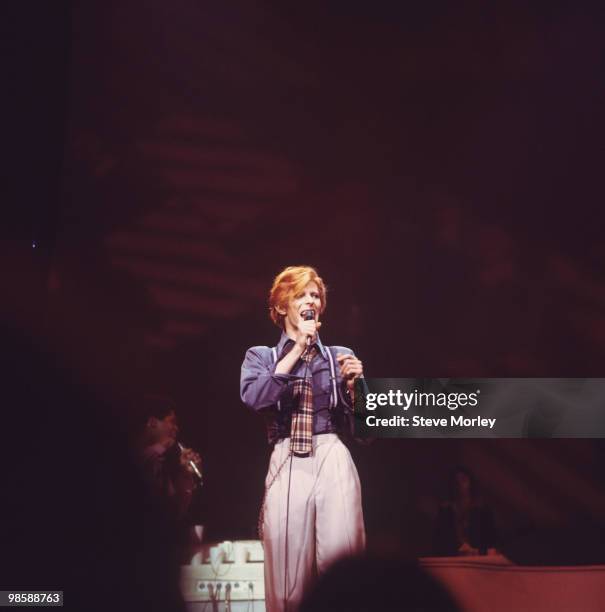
[262,434,366,612]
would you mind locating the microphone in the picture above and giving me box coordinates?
[177,441,203,486]
[301,309,315,347]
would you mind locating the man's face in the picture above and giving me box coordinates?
[281,281,322,335]
[147,410,179,445]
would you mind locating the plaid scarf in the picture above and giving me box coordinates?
[290,345,317,457]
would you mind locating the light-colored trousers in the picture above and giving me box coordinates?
[262,434,366,612]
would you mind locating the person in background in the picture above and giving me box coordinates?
[133,395,202,520]
[433,465,498,556]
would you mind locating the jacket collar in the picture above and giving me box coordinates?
[277,331,327,360]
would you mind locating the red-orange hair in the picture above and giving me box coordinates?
[268,266,327,328]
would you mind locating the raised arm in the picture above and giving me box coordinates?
[240,346,294,410]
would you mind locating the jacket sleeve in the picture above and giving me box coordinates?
[240,346,294,411]
[330,346,362,412]
[330,345,373,444]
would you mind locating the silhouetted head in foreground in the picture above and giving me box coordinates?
[299,555,459,612]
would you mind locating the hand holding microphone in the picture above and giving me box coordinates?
[298,309,321,348]
[336,353,364,389]
[178,442,203,486]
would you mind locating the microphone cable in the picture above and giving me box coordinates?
[255,311,316,611]
[283,317,314,611]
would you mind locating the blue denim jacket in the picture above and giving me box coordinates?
[240,332,355,444]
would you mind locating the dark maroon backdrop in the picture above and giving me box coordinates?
[6,1,605,563]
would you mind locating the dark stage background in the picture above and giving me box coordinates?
[4,1,605,591]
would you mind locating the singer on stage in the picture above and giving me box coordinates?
[240,266,366,612]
